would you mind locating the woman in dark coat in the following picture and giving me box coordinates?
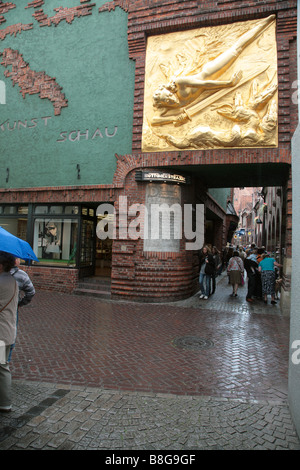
[244,249,258,302]
[198,245,215,299]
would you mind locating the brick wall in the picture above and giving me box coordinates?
[23,266,79,293]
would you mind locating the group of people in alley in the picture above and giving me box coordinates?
[198,243,282,305]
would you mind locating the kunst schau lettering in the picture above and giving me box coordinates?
[96,196,204,250]
[57,126,118,142]
[0,116,118,143]
[0,116,51,131]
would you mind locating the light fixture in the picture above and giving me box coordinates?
[76,164,80,179]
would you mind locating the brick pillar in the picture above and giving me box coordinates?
[111,170,201,301]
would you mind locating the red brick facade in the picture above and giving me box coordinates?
[23,265,78,294]
[0,0,297,303]
[109,0,297,301]
[1,48,68,115]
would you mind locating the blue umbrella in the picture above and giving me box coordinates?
[0,226,39,262]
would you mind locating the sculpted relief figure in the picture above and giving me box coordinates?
[142,15,277,151]
[162,94,278,150]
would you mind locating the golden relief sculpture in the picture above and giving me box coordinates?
[142,15,278,152]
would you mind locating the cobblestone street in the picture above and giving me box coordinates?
[0,274,299,451]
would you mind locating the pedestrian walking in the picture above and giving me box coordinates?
[0,251,19,412]
[238,246,245,261]
[210,246,221,295]
[227,250,244,297]
[258,253,282,304]
[212,246,222,276]
[198,245,215,299]
[10,258,35,307]
[7,258,35,363]
[244,249,259,302]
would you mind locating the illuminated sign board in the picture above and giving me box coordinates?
[135,170,189,184]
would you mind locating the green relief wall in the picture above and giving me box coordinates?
[208,188,231,211]
[0,1,135,188]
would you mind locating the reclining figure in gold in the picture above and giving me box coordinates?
[142,15,277,151]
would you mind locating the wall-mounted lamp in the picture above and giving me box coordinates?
[76,164,80,180]
[6,168,9,183]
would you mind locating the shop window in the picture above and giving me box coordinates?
[65,206,79,215]
[33,218,78,266]
[17,206,29,215]
[35,206,48,214]
[49,206,63,214]
[0,205,28,243]
[0,217,28,241]
[3,206,15,215]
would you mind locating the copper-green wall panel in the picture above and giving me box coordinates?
[0,1,135,188]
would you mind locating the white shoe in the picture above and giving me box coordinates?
[203,296,208,300]
[199,294,204,299]
[0,405,12,412]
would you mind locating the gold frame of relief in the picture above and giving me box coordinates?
[142,15,278,152]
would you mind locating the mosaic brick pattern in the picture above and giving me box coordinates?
[1,48,68,115]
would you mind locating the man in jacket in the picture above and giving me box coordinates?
[10,258,35,307]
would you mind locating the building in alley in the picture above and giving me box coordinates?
[0,1,296,314]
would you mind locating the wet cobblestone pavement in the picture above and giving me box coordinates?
[0,273,299,451]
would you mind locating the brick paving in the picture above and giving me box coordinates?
[0,273,299,450]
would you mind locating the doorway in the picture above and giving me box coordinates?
[78,203,113,279]
[95,237,112,277]
[95,204,114,278]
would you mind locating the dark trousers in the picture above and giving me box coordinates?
[254,272,262,298]
[247,274,256,299]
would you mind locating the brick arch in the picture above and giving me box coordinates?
[112,153,142,187]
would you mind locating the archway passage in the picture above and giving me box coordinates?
[170,162,290,189]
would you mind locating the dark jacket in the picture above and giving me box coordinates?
[244,257,258,277]
[199,251,215,276]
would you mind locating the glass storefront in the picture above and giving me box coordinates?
[0,205,28,242]
[31,205,80,267]
[33,218,78,267]
[0,203,113,276]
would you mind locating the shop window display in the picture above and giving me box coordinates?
[33,218,78,266]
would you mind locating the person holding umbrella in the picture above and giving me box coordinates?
[0,251,19,412]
